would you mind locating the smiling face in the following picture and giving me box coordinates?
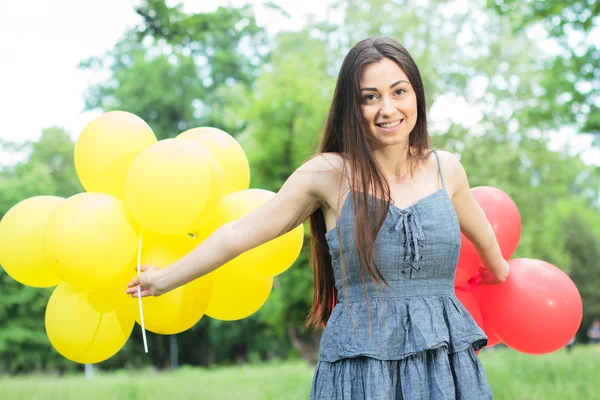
[359,57,418,149]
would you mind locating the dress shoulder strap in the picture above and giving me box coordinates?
[431,150,446,190]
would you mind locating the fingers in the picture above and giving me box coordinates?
[127,271,153,287]
[127,277,140,288]
[125,285,153,297]
[125,286,138,295]
[125,276,144,295]
[125,266,158,297]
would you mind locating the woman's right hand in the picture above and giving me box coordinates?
[125,265,168,298]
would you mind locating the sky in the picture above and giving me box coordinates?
[0,0,323,146]
[0,0,138,161]
[0,0,597,165]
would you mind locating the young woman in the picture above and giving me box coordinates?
[127,36,508,399]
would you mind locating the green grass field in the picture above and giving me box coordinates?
[1,346,598,399]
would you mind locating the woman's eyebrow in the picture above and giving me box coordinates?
[359,79,410,92]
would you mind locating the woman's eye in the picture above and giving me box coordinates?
[395,88,406,96]
[363,94,377,102]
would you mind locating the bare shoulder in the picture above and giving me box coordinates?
[295,152,347,206]
[296,153,345,181]
[298,152,345,173]
[431,149,462,171]
[430,150,468,197]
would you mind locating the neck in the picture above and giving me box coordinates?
[371,142,412,180]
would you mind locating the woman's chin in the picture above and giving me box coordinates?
[370,134,409,149]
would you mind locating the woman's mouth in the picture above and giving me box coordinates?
[375,119,404,132]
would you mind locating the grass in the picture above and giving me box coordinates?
[1,346,598,399]
[481,345,599,400]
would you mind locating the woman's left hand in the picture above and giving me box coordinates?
[478,260,509,285]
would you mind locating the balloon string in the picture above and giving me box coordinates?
[137,229,148,353]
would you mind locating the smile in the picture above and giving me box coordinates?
[375,119,404,131]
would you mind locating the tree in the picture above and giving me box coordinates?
[485,0,600,140]
[562,210,600,342]
[240,30,334,189]
[81,0,270,139]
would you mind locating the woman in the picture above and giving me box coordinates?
[126,37,508,399]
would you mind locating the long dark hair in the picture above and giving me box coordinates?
[306,37,430,329]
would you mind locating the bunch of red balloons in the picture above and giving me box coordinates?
[454,186,583,355]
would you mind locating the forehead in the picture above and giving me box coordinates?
[359,57,410,87]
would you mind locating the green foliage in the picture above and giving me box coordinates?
[134,0,267,89]
[0,128,83,219]
[562,211,600,341]
[486,0,600,137]
[0,275,63,374]
[80,34,208,140]
[487,0,599,35]
[240,30,334,190]
[81,0,270,139]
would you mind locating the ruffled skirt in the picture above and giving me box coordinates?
[310,346,492,400]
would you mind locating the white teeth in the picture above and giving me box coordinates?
[380,120,401,128]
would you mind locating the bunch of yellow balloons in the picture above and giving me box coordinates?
[0,111,304,364]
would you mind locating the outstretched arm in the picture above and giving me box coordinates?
[126,156,331,297]
[442,152,509,284]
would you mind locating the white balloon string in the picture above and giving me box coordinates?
[137,229,148,353]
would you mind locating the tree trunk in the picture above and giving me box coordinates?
[287,316,321,365]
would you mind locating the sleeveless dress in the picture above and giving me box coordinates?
[310,152,493,399]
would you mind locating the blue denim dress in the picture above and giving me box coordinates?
[310,152,493,399]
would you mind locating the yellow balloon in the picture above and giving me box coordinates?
[125,139,223,235]
[178,127,250,195]
[74,111,157,200]
[205,269,273,321]
[137,231,212,334]
[0,196,63,287]
[185,144,225,241]
[45,282,135,364]
[44,193,139,289]
[217,189,304,278]
[88,265,138,319]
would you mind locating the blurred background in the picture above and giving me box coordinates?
[0,0,599,399]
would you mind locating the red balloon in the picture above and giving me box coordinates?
[455,288,484,329]
[462,282,502,348]
[471,186,521,259]
[479,258,582,354]
[455,283,501,347]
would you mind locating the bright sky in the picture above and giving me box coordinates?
[0,0,138,146]
[0,0,327,147]
[0,0,597,165]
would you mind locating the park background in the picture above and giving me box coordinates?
[1,0,599,398]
